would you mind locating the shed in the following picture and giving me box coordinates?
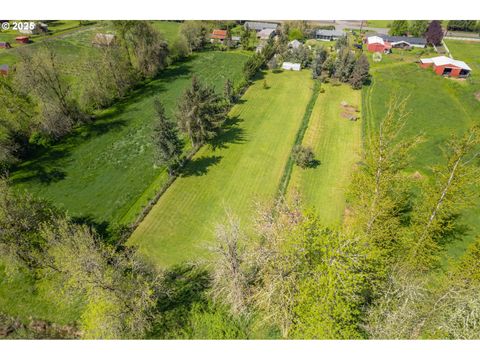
[92,33,116,46]
[0,64,9,76]
[316,29,345,41]
[420,56,471,78]
[288,39,302,49]
[257,28,276,40]
[282,62,301,71]
[15,36,30,44]
[0,42,11,49]
[244,21,279,32]
[211,29,228,41]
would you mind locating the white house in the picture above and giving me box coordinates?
[288,39,302,49]
[282,62,301,71]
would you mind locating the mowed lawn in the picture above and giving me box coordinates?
[288,84,362,226]
[129,70,314,267]
[363,52,480,259]
[11,51,249,226]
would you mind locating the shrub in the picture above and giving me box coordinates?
[292,145,316,169]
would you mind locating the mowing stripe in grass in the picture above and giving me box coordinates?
[276,81,321,197]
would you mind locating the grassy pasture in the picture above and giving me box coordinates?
[288,84,362,226]
[11,51,249,227]
[129,70,314,267]
[363,48,480,260]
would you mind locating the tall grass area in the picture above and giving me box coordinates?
[363,49,480,261]
[129,70,314,267]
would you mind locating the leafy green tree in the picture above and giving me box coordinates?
[180,21,210,51]
[405,126,480,271]
[40,218,160,339]
[409,20,429,37]
[293,214,369,339]
[426,20,444,46]
[288,28,304,41]
[176,76,226,147]
[335,35,348,50]
[112,21,169,78]
[0,176,56,270]
[152,99,184,176]
[334,48,356,82]
[170,35,191,61]
[292,145,315,168]
[389,20,409,36]
[16,44,89,139]
[349,54,370,89]
[447,20,477,32]
[311,47,327,79]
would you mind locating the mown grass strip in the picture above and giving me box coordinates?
[276,81,321,197]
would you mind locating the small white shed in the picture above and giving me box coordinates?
[282,62,301,71]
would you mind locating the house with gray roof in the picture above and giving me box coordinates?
[378,34,427,48]
[244,21,279,32]
[316,29,345,41]
[257,28,276,40]
[288,39,302,49]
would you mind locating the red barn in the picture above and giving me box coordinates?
[366,36,391,53]
[15,36,30,44]
[0,64,9,76]
[420,56,471,78]
[210,29,227,42]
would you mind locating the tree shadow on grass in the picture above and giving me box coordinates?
[208,115,246,151]
[11,58,198,185]
[149,263,211,338]
[180,155,223,177]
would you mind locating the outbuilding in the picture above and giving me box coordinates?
[257,28,276,40]
[0,42,11,49]
[288,39,302,49]
[316,29,345,41]
[282,62,301,71]
[244,21,279,32]
[366,36,391,53]
[15,36,30,44]
[420,56,471,78]
[210,29,228,42]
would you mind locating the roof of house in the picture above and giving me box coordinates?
[232,36,241,41]
[0,42,10,45]
[244,21,279,31]
[258,28,276,39]
[420,56,472,71]
[378,34,427,46]
[211,29,228,39]
[316,29,345,37]
[15,36,29,40]
[367,36,385,45]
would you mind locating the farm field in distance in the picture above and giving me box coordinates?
[129,70,314,267]
[287,84,362,226]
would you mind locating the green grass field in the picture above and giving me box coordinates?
[129,70,314,267]
[288,84,362,226]
[11,51,249,227]
[363,45,480,260]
